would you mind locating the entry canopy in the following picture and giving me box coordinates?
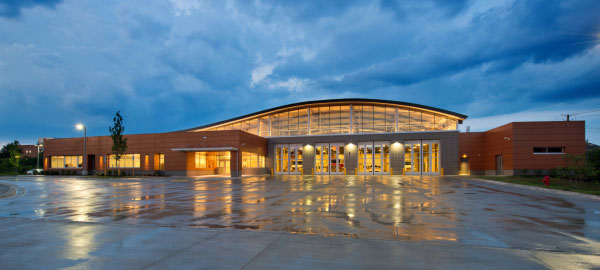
[171,147,238,152]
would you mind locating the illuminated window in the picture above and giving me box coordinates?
[373,106,386,133]
[159,153,164,170]
[298,108,309,135]
[259,117,270,137]
[108,154,140,168]
[195,152,207,168]
[409,110,423,131]
[422,112,435,131]
[50,156,82,168]
[200,103,462,136]
[289,110,299,136]
[242,152,265,168]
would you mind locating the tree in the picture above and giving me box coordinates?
[8,148,20,174]
[109,111,127,176]
[0,140,21,174]
[0,140,21,159]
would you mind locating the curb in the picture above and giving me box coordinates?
[0,183,17,198]
[452,176,600,201]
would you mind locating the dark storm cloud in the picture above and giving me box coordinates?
[0,0,599,144]
[0,0,62,18]
[531,71,600,103]
[307,0,600,91]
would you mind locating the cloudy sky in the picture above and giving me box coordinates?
[0,0,599,146]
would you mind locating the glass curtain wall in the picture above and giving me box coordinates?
[206,104,459,136]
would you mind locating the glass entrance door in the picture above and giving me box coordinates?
[275,144,303,174]
[329,143,344,174]
[358,142,372,174]
[374,142,390,175]
[358,142,390,175]
[315,143,329,174]
[404,140,440,175]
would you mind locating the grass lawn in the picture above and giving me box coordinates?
[474,175,600,196]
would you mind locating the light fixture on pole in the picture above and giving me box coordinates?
[36,143,43,170]
[76,123,87,176]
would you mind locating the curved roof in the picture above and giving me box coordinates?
[185,98,467,131]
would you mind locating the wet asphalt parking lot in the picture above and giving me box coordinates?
[1,175,600,269]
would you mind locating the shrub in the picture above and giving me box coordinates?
[557,154,598,182]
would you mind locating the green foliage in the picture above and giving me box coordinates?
[588,149,600,171]
[109,111,128,173]
[8,148,20,173]
[0,140,21,159]
[557,154,598,182]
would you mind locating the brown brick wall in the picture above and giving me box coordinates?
[459,121,585,174]
[43,130,267,176]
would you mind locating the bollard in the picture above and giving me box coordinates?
[355,169,357,176]
[344,167,347,176]
[271,168,274,176]
[402,168,405,176]
[312,168,314,176]
[390,167,393,176]
[441,168,444,176]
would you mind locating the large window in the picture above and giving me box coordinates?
[109,154,140,168]
[195,152,207,168]
[158,153,164,170]
[242,152,266,168]
[205,103,460,136]
[51,156,83,168]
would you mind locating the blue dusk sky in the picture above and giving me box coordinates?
[0,0,599,146]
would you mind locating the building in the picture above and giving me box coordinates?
[42,98,585,177]
[458,121,585,175]
[18,145,40,158]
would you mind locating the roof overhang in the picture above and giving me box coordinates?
[171,147,238,152]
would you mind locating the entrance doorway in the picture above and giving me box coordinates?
[315,143,345,175]
[87,155,95,172]
[404,140,440,175]
[275,144,303,174]
[495,155,503,175]
[459,157,470,175]
[358,142,390,175]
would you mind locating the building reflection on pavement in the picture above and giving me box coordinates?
[4,175,593,244]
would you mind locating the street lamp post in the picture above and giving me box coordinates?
[76,124,87,176]
[36,143,43,170]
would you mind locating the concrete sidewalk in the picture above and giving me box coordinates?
[0,217,581,270]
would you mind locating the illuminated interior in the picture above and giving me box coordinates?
[404,141,440,175]
[193,101,464,137]
[51,155,83,168]
[109,154,141,168]
[275,144,303,174]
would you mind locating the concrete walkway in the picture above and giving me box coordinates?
[0,217,562,270]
